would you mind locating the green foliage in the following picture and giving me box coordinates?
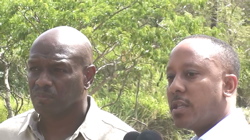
[0,100,7,122]
[0,97,33,122]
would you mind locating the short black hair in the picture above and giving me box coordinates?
[184,34,240,78]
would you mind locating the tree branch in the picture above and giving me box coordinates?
[93,41,119,64]
[100,71,129,109]
[93,1,138,32]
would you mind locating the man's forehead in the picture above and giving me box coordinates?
[172,38,223,58]
[31,45,76,55]
[29,53,73,60]
[27,55,83,67]
[167,38,222,71]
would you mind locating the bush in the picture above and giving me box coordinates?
[0,98,33,123]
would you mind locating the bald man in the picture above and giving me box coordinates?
[166,35,250,139]
[0,26,135,140]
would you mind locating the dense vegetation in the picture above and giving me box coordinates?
[0,0,249,139]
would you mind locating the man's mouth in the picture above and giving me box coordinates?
[171,100,188,111]
[35,94,53,99]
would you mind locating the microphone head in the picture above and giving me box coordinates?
[123,131,140,140]
[136,130,163,140]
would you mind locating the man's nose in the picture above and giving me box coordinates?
[167,75,185,94]
[35,72,52,87]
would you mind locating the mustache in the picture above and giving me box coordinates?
[169,95,191,111]
[171,95,190,104]
[31,85,57,97]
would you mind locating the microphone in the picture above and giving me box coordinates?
[123,130,163,140]
[123,131,140,140]
[136,130,163,140]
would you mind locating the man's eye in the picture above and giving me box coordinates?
[54,68,67,73]
[167,75,174,80]
[167,75,175,83]
[29,67,39,72]
[186,71,198,77]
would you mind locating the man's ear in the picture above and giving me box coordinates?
[223,74,238,97]
[83,64,96,89]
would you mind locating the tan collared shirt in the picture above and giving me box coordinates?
[0,96,135,140]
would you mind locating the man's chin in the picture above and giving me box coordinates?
[173,118,191,129]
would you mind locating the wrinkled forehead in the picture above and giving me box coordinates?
[170,38,223,59]
[30,41,82,60]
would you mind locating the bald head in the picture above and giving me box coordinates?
[30,26,93,66]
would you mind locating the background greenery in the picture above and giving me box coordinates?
[0,0,249,139]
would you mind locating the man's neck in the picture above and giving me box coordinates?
[38,100,89,140]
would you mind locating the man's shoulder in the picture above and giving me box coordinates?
[84,109,135,140]
[0,109,38,139]
[81,97,136,140]
[0,109,35,130]
[87,96,134,132]
[197,108,250,139]
[99,109,135,132]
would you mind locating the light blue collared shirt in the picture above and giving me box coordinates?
[191,108,250,140]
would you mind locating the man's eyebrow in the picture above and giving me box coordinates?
[182,62,200,68]
[27,59,38,64]
[166,62,201,72]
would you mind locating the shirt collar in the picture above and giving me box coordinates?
[193,108,248,140]
[76,96,104,140]
[17,96,113,140]
[18,109,41,137]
